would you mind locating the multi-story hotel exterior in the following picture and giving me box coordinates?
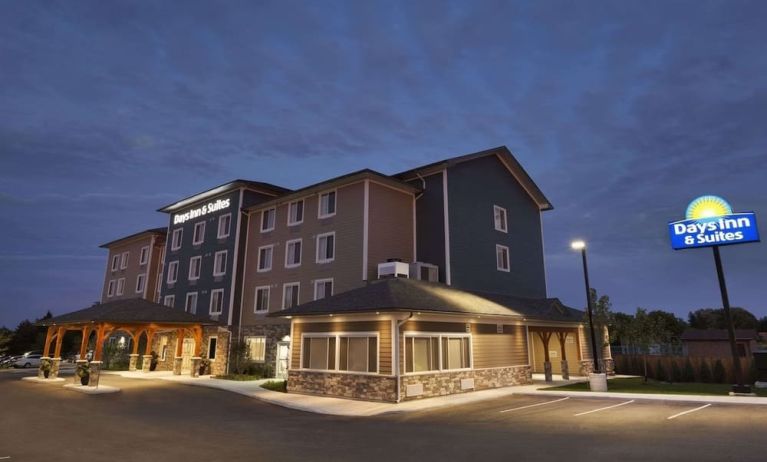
[100,228,167,303]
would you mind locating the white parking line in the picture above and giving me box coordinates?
[499,397,570,413]
[574,400,635,416]
[667,404,711,420]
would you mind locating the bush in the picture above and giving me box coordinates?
[244,362,274,379]
[713,360,726,384]
[261,380,287,393]
[655,360,668,382]
[682,358,696,382]
[699,360,713,383]
[670,360,682,384]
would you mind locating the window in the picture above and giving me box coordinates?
[404,334,471,373]
[210,289,224,315]
[163,295,175,308]
[318,190,336,218]
[116,278,125,296]
[107,279,116,297]
[257,245,274,272]
[188,256,202,280]
[245,336,266,362]
[217,214,231,239]
[301,334,378,373]
[316,232,335,263]
[135,273,146,293]
[493,205,508,233]
[254,286,270,313]
[282,282,299,310]
[111,255,119,272]
[139,246,149,265]
[287,200,304,226]
[185,292,198,314]
[314,278,333,300]
[171,228,183,250]
[285,239,302,268]
[193,221,205,245]
[496,244,510,272]
[261,207,276,232]
[120,251,129,269]
[207,337,217,360]
[159,336,169,360]
[167,261,179,283]
[213,250,227,277]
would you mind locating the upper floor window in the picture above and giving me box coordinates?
[139,246,149,265]
[496,244,510,272]
[285,239,302,268]
[167,260,179,283]
[116,278,126,296]
[261,207,276,232]
[163,295,175,308]
[210,289,225,315]
[254,286,270,313]
[217,214,232,239]
[316,232,335,263]
[493,205,508,233]
[213,250,227,277]
[193,221,205,245]
[185,292,198,314]
[257,245,274,272]
[282,282,300,310]
[288,200,304,226]
[314,278,333,300]
[110,255,119,272]
[171,228,183,250]
[318,191,336,218]
[188,256,202,280]
[120,251,129,270]
[107,279,116,297]
[135,273,146,293]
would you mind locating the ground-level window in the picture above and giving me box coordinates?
[254,286,270,313]
[207,337,217,360]
[135,273,146,293]
[185,292,198,314]
[496,244,510,272]
[301,334,378,373]
[245,336,266,362]
[210,289,224,315]
[404,334,471,373]
[163,295,175,308]
[159,336,169,361]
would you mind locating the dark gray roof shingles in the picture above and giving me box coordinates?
[38,298,217,326]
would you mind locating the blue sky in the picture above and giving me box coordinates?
[1,0,765,328]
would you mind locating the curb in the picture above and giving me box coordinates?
[515,390,767,406]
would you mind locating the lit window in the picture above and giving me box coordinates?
[107,280,116,297]
[167,261,179,283]
[301,334,378,373]
[405,334,471,373]
[257,245,273,272]
[111,255,120,272]
[135,273,146,293]
[185,292,198,314]
[116,278,125,296]
[316,232,335,263]
[217,214,231,239]
[210,289,224,315]
[254,286,270,313]
[163,295,175,308]
[314,279,333,300]
[302,336,334,370]
[120,252,129,270]
[245,336,266,362]
[188,256,202,280]
[261,208,276,232]
[282,283,299,309]
[193,221,205,245]
[213,250,227,277]
[288,200,304,226]
[496,244,510,272]
[171,228,183,250]
[285,239,302,268]
[493,205,508,233]
[139,246,149,265]
[318,191,336,218]
[339,336,377,373]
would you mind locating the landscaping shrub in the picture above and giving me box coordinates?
[713,360,726,384]
[655,360,668,382]
[682,358,696,382]
[261,380,287,393]
[699,360,713,383]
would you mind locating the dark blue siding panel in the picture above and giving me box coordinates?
[409,173,447,282]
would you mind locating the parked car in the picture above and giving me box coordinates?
[13,353,42,368]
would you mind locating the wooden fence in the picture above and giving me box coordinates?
[613,354,757,384]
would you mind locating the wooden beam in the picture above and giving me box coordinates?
[556,331,568,361]
[43,326,55,357]
[193,325,203,357]
[175,328,184,357]
[79,326,90,359]
[53,326,65,358]
[537,331,552,362]
[144,328,155,356]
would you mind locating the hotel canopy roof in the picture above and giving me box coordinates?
[38,298,217,326]
[275,278,585,323]
[157,179,292,213]
[98,227,168,249]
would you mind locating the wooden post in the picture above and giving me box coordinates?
[131,328,142,355]
[193,326,203,357]
[53,326,65,358]
[144,329,155,355]
[79,326,90,359]
[537,331,553,382]
[43,326,55,357]
[93,325,106,361]
[175,328,184,358]
[556,331,568,361]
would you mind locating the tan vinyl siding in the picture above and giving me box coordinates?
[530,329,580,373]
[471,324,528,368]
[366,182,415,279]
[290,320,392,375]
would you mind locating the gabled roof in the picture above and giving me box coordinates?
[38,298,217,326]
[158,180,292,213]
[274,278,584,323]
[395,146,553,211]
[680,329,760,341]
[99,227,167,249]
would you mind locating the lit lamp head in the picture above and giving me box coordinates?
[571,240,586,250]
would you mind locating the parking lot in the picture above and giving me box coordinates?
[2,370,766,461]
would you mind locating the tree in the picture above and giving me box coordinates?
[631,307,677,382]
[757,316,767,332]
[609,312,634,346]
[646,311,686,343]
[688,308,758,330]
[0,327,12,355]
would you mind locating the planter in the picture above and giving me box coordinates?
[43,370,50,379]
[589,373,608,391]
[80,375,90,386]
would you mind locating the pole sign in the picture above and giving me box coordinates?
[668,195,760,250]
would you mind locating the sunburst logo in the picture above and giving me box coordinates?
[685,195,733,220]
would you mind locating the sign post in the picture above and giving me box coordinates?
[668,195,760,394]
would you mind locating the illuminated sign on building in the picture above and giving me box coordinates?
[668,195,760,250]
[173,198,231,225]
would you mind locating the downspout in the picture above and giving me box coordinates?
[395,312,414,403]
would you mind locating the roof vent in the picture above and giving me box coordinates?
[377,261,410,279]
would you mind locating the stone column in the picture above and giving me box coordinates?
[128,354,139,371]
[88,361,103,387]
[38,357,51,379]
[142,355,153,372]
[543,361,553,382]
[173,357,183,375]
[75,360,88,384]
[190,357,201,378]
[51,358,62,379]
[560,360,569,380]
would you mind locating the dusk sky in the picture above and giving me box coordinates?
[1,1,765,328]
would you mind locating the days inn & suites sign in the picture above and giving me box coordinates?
[668,195,759,250]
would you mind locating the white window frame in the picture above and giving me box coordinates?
[116,278,125,296]
[217,213,232,239]
[315,231,335,264]
[254,285,270,313]
[209,288,225,315]
[284,238,302,268]
[135,273,146,293]
[171,228,183,251]
[107,279,116,297]
[282,282,300,310]
[213,250,227,277]
[261,207,276,233]
[257,244,274,272]
[139,246,149,265]
[287,199,305,226]
[496,244,510,272]
[163,295,175,308]
[111,255,120,272]
[244,336,267,363]
[300,332,380,375]
[493,205,508,233]
[403,332,473,375]
[167,260,179,284]
[184,292,198,314]
[188,256,202,281]
[317,190,337,219]
[313,278,334,301]
[207,336,217,360]
[192,221,206,245]
[120,251,129,270]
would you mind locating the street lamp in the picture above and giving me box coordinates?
[571,240,602,380]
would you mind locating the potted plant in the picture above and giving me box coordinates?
[199,357,210,376]
[149,350,158,371]
[40,358,52,378]
[76,361,90,386]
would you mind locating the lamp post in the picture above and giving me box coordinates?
[571,240,601,375]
